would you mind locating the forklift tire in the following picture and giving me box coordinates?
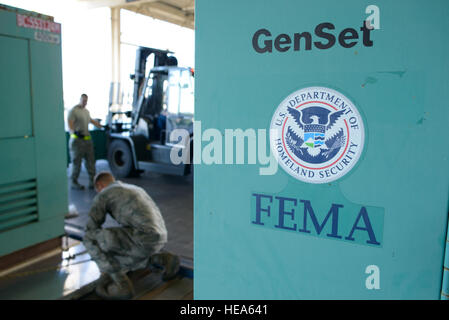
[107,139,136,178]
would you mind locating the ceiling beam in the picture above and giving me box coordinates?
[78,0,126,9]
[118,0,160,9]
[126,1,193,28]
[77,0,194,29]
[181,0,194,12]
[129,3,193,29]
[182,6,194,12]
[79,0,181,10]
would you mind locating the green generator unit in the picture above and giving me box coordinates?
[0,5,67,257]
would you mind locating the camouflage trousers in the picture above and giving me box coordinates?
[69,138,96,183]
[84,227,166,274]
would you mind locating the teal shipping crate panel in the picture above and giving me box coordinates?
[194,0,449,299]
[0,5,67,256]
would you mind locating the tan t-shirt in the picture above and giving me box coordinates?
[68,104,91,136]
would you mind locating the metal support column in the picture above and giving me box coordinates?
[110,7,121,107]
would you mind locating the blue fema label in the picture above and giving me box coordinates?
[270,86,365,184]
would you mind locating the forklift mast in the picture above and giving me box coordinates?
[131,46,178,117]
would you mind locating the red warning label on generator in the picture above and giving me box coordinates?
[16,14,61,34]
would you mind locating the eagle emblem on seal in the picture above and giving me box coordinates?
[285,106,346,163]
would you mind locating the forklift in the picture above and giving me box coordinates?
[105,46,194,178]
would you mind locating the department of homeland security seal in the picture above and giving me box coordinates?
[270,86,365,184]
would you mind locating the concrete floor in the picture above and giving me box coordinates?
[65,160,193,260]
[0,239,193,300]
[0,239,101,299]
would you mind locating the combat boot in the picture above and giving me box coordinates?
[151,252,180,281]
[95,272,135,300]
[96,273,112,288]
[71,180,85,190]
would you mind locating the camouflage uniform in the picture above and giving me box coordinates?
[68,104,96,185]
[83,181,168,275]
